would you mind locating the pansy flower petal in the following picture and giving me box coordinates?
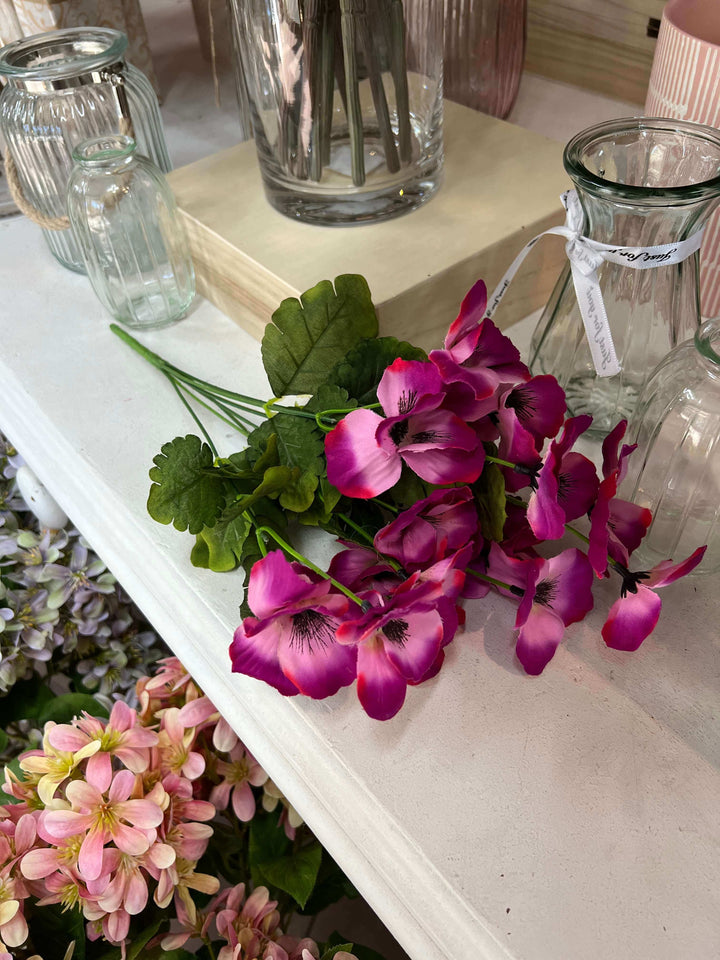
[325,409,401,498]
[356,643,407,721]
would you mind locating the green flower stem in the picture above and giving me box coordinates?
[336,513,403,573]
[485,454,539,479]
[255,525,364,607]
[167,376,218,458]
[176,381,252,437]
[336,512,374,544]
[466,567,524,597]
[371,497,399,513]
[203,938,217,960]
[110,323,316,421]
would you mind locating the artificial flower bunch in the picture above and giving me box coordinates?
[114,275,704,723]
[0,656,362,960]
[0,432,166,745]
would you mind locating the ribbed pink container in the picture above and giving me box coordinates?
[646,0,720,317]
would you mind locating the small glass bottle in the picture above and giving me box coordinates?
[529,117,720,436]
[620,318,720,577]
[67,135,195,330]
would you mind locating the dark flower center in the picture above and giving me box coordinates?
[389,420,409,446]
[410,429,449,444]
[557,471,573,503]
[397,390,418,415]
[506,386,535,423]
[289,610,336,654]
[533,577,557,607]
[618,568,651,598]
[383,618,410,646]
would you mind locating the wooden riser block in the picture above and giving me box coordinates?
[168,100,570,352]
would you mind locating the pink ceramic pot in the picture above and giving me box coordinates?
[646,0,720,317]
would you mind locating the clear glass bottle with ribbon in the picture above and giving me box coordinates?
[526,118,720,436]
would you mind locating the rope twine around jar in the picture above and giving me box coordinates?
[4,113,135,231]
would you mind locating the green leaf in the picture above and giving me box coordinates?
[248,809,291,864]
[324,336,428,407]
[304,384,357,416]
[279,468,318,513]
[30,903,86,960]
[298,477,343,527]
[262,275,378,396]
[387,466,434,510]
[0,676,54,725]
[191,503,251,572]
[38,693,109,726]
[320,945,355,960]
[127,919,165,960]
[253,841,323,909]
[324,932,389,960]
[473,461,507,542]
[299,849,359,916]
[248,415,325,478]
[148,435,229,535]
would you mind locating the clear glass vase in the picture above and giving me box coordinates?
[619,319,720,577]
[67,135,194,329]
[443,0,526,118]
[529,117,720,436]
[0,27,170,272]
[231,0,444,225]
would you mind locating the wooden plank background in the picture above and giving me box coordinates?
[526,0,665,104]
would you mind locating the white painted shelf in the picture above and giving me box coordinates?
[1,215,719,960]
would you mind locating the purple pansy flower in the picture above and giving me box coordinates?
[429,280,529,401]
[229,551,357,699]
[487,546,594,675]
[496,376,567,470]
[327,543,400,596]
[373,487,478,568]
[602,546,706,651]
[527,415,599,540]
[325,359,485,498]
[336,566,460,720]
[588,421,651,574]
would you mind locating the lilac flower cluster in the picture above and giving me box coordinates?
[0,434,167,742]
[230,281,704,719]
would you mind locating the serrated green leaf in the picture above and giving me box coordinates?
[38,693,109,726]
[148,435,228,534]
[279,469,318,512]
[388,466,434,509]
[474,461,507,542]
[191,503,251,572]
[262,275,378,396]
[324,336,428,407]
[304,383,357,415]
[248,415,325,478]
[298,477,342,527]
[299,849,359,916]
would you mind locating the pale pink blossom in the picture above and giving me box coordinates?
[210,744,268,822]
[43,768,164,882]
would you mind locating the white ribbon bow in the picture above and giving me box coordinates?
[484,190,705,378]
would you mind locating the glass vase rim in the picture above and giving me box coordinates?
[72,134,137,166]
[564,116,720,204]
[0,27,127,82]
[695,318,720,366]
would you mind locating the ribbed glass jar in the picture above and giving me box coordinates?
[67,135,194,330]
[529,117,720,436]
[620,319,720,576]
[442,0,526,118]
[231,0,444,225]
[0,27,170,272]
